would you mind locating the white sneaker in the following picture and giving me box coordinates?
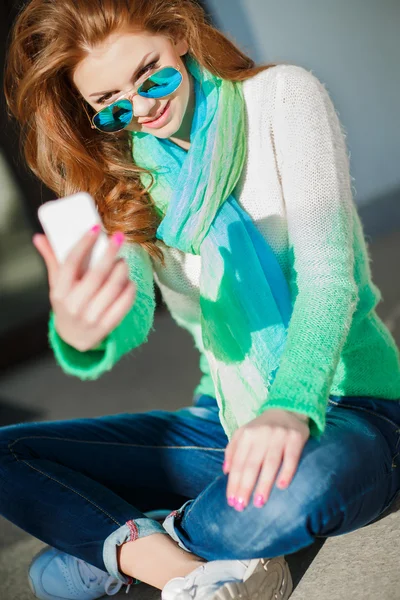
[27,510,170,599]
[161,556,292,600]
[28,546,128,599]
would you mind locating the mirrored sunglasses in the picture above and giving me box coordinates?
[88,66,183,133]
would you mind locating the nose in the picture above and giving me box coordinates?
[130,93,156,117]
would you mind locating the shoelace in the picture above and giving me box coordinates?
[174,580,218,600]
[77,558,130,596]
[174,591,194,600]
[167,560,252,600]
[173,584,198,600]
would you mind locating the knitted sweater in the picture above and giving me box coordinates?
[48,64,400,439]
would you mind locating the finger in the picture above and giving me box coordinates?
[66,241,127,318]
[234,440,267,510]
[252,430,286,507]
[226,432,254,510]
[77,232,126,298]
[223,434,239,474]
[97,280,137,336]
[84,260,132,325]
[276,431,306,490]
[53,226,106,299]
[32,234,59,289]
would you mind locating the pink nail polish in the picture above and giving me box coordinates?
[227,496,236,507]
[222,460,228,472]
[254,494,264,508]
[234,498,246,511]
[90,224,101,234]
[112,232,125,247]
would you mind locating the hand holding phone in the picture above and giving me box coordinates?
[37,192,109,268]
[34,193,137,352]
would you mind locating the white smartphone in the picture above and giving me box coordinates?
[37,192,109,269]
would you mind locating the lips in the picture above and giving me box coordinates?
[139,101,170,125]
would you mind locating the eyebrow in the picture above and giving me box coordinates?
[89,52,156,98]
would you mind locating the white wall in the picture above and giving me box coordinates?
[206,0,400,207]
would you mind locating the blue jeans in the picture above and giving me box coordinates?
[0,394,399,586]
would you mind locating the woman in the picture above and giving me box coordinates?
[3,0,400,599]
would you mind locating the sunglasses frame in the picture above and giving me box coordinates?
[83,63,183,133]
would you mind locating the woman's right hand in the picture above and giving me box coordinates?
[33,227,137,352]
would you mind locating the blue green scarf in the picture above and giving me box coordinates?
[132,55,292,435]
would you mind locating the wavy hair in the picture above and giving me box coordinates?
[4,0,275,263]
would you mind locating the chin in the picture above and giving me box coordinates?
[149,119,183,139]
[151,127,175,139]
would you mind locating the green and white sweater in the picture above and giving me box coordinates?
[48,64,400,439]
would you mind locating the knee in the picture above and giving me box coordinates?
[0,422,34,465]
[217,471,329,556]
[221,493,310,555]
[0,423,17,451]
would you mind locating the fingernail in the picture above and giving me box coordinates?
[234,498,246,511]
[90,224,101,234]
[112,231,125,247]
[222,460,228,472]
[254,494,265,508]
[227,496,236,507]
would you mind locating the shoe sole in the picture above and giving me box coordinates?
[210,557,293,600]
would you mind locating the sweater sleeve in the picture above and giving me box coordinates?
[255,65,359,439]
[48,241,156,380]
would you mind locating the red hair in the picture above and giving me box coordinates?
[4,0,275,263]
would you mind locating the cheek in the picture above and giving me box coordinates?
[177,77,190,116]
[184,73,191,103]
[168,91,184,123]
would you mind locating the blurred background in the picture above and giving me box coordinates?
[0,1,399,599]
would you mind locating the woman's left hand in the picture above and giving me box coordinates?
[223,409,310,510]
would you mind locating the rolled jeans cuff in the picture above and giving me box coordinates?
[162,499,193,553]
[103,517,168,584]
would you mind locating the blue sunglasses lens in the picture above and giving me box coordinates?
[93,98,133,133]
[138,67,182,98]
[93,67,182,132]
